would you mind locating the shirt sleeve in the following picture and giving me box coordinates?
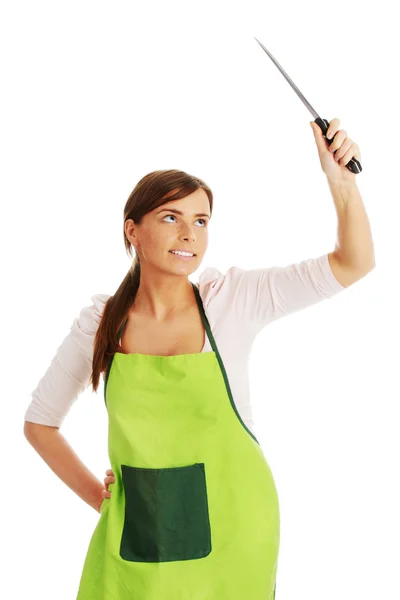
[198,252,345,327]
[23,293,111,428]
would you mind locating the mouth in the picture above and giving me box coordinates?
[169,250,196,260]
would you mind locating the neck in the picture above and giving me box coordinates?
[133,270,196,321]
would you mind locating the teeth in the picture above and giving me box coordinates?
[171,250,194,257]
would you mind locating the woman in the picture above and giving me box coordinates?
[24,120,375,599]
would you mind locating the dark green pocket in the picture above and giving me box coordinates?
[120,462,212,563]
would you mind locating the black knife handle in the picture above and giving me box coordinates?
[314,117,362,174]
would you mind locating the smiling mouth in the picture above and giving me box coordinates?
[169,251,196,256]
[169,250,196,258]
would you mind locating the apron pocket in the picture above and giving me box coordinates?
[120,462,212,563]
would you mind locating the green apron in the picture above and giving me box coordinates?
[76,283,280,599]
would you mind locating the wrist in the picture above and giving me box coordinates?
[327,177,358,189]
[89,483,105,513]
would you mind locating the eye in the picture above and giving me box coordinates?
[162,215,207,227]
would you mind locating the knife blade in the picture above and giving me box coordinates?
[254,37,362,174]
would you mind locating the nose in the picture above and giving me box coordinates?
[179,224,196,242]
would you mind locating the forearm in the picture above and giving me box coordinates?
[24,423,104,513]
[327,178,375,270]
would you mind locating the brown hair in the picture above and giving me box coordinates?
[89,169,214,393]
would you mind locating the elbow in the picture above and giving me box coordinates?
[24,420,35,440]
[23,420,60,442]
[23,420,41,442]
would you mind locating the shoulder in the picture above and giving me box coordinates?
[72,293,112,336]
[196,265,244,308]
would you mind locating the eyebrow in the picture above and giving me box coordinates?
[156,208,210,218]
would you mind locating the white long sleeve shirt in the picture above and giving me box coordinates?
[24,253,345,436]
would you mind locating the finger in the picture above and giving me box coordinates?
[311,121,332,152]
[104,476,116,488]
[339,144,358,166]
[352,144,361,161]
[333,137,353,161]
[329,129,347,152]
[326,117,340,139]
[105,469,113,475]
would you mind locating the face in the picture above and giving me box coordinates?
[125,187,211,276]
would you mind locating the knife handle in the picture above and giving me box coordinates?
[315,117,362,174]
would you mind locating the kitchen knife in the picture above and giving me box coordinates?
[254,37,362,174]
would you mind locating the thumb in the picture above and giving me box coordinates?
[310,121,329,152]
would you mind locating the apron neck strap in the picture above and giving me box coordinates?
[191,282,218,355]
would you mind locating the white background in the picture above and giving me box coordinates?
[2,0,398,598]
